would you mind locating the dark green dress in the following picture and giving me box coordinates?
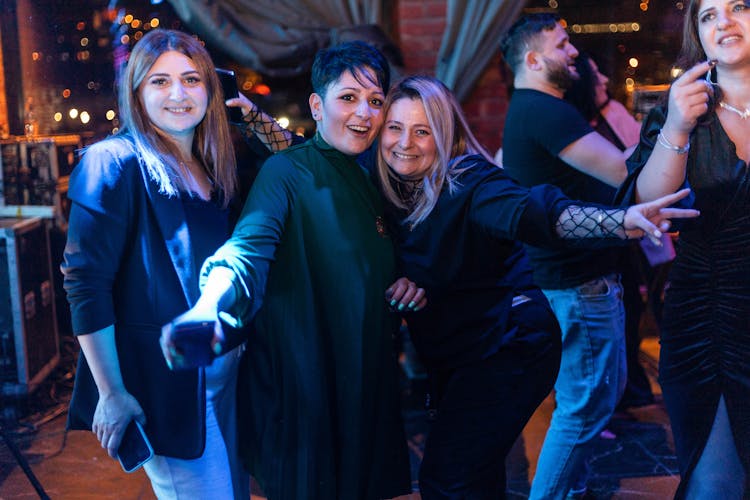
[203,134,411,499]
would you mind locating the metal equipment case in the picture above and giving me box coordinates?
[0,217,59,398]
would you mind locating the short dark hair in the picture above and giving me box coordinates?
[500,13,561,74]
[311,41,390,98]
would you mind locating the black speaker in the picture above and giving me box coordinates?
[0,216,59,402]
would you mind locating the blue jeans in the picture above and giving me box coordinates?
[529,274,627,500]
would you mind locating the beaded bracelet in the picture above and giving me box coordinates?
[657,130,690,154]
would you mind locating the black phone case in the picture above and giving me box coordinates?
[172,320,216,369]
[117,420,154,473]
[216,67,245,124]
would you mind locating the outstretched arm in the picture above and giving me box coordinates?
[160,267,239,369]
[555,188,699,245]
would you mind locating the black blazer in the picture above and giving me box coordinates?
[63,135,206,458]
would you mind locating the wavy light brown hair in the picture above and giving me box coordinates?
[118,29,237,205]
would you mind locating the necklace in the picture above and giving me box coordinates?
[719,101,750,120]
[395,178,423,208]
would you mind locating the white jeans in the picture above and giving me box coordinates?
[144,347,247,499]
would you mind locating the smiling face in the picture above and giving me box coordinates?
[697,0,750,64]
[309,68,385,156]
[138,50,208,143]
[537,23,580,90]
[380,97,437,180]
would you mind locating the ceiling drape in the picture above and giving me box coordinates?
[166,0,389,77]
[166,0,524,101]
[435,0,526,101]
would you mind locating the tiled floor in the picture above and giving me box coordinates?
[0,337,678,499]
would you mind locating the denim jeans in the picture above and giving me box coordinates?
[529,274,627,500]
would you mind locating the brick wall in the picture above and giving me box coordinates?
[394,0,509,155]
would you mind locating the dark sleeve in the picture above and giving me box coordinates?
[534,98,594,156]
[614,105,693,208]
[468,162,575,247]
[201,153,299,323]
[61,140,135,335]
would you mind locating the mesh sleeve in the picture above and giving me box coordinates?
[555,205,627,240]
[239,106,294,152]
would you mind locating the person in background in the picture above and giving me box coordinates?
[162,41,422,500]
[565,52,657,412]
[375,75,699,499]
[616,0,750,496]
[500,13,635,499]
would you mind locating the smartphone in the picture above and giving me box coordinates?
[117,420,154,473]
[171,320,216,369]
[215,67,244,124]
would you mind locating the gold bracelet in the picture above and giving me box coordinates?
[657,130,690,154]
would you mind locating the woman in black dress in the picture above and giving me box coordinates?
[617,0,750,497]
[374,75,699,499]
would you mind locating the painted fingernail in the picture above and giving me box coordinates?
[398,303,405,311]
[213,343,223,355]
[408,301,416,309]
[390,299,397,307]
[413,306,421,312]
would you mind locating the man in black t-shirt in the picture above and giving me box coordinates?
[500,13,633,500]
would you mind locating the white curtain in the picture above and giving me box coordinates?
[166,0,389,77]
[435,0,526,101]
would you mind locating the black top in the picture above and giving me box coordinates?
[385,155,574,370]
[181,193,229,279]
[503,88,622,288]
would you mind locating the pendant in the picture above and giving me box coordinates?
[375,216,388,237]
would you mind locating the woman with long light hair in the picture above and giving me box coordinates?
[375,75,699,498]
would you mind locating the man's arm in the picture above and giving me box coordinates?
[558,131,632,187]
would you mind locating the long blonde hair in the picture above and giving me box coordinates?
[377,76,494,227]
[118,29,237,205]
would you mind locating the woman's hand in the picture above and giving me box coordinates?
[225,93,258,122]
[663,60,714,137]
[160,304,224,370]
[386,277,427,312]
[92,390,145,459]
[623,188,700,244]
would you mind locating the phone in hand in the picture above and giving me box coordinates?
[117,420,154,473]
[171,319,216,369]
[215,67,245,124]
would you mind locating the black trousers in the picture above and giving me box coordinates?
[419,295,562,499]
